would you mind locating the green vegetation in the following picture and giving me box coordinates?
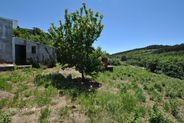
[33,86,58,107]
[38,107,50,123]
[0,113,11,123]
[111,44,184,79]
[1,64,183,122]
[0,81,12,92]
[149,105,170,123]
[59,106,70,117]
[48,3,104,80]
[79,65,184,122]
[13,27,51,45]
[1,3,184,123]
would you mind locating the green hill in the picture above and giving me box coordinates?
[111,44,184,79]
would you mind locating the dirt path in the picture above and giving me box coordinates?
[11,107,40,123]
[49,97,67,122]
[0,90,14,100]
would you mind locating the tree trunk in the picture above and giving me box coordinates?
[81,71,85,81]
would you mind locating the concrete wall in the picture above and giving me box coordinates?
[0,17,56,66]
[0,17,13,63]
[13,37,56,65]
[26,41,56,64]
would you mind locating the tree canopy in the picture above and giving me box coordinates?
[48,3,104,80]
[13,26,51,45]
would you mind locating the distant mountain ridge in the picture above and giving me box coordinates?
[112,43,184,56]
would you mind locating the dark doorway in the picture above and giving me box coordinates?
[15,45,27,65]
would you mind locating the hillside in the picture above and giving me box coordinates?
[0,65,184,123]
[111,44,184,79]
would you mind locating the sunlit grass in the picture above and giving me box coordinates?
[0,64,184,122]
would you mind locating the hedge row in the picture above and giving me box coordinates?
[123,55,184,79]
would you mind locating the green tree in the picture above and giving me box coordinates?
[13,26,51,45]
[49,3,104,80]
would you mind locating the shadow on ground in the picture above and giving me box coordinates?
[35,73,102,99]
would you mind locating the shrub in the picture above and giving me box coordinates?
[160,62,184,79]
[121,55,127,61]
[38,107,50,123]
[169,100,180,119]
[59,106,70,117]
[108,58,121,66]
[0,113,11,123]
[0,81,12,91]
[149,105,170,123]
[119,54,184,79]
[145,59,158,72]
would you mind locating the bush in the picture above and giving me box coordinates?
[108,58,121,66]
[160,62,184,79]
[121,55,127,61]
[149,105,170,123]
[146,59,158,72]
[0,113,11,123]
[119,54,184,79]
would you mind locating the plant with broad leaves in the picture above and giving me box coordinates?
[49,3,104,80]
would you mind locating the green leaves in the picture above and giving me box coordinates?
[49,3,104,79]
[13,26,51,45]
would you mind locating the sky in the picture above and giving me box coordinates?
[0,0,184,54]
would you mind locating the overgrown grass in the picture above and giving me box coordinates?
[79,91,146,122]
[149,105,170,123]
[79,65,184,122]
[33,86,58,107]
[38,107,50,123]
[59,106,70,117]
[0,65,184,122]
[0,81,12,92]
[0,113,11,123]
[0,68,49,109]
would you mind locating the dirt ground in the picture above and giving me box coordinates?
[0,68,88,123]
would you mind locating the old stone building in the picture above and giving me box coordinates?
[0,17,56,66]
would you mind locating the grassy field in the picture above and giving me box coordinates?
[0,64,184,123]
[111,45,184,79]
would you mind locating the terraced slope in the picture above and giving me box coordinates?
[111,44,184,79]
[0,65,184,123]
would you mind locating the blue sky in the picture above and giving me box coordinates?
[1,0,184,54]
